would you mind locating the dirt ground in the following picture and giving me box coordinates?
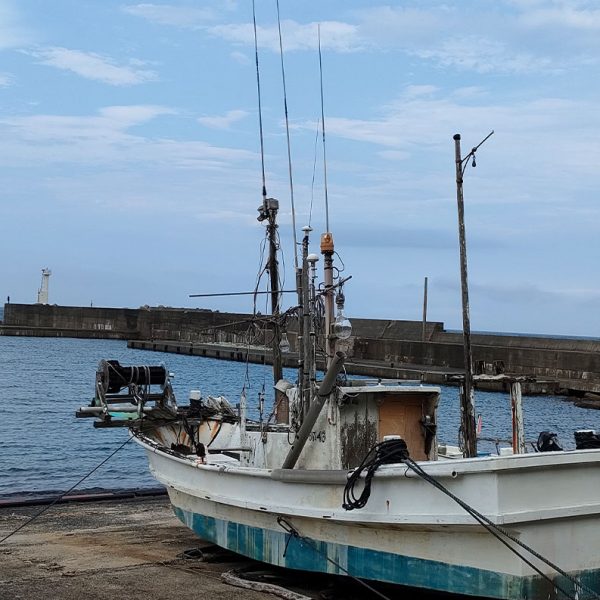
[0,495,275,600]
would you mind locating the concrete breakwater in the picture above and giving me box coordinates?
[3,303,600,396]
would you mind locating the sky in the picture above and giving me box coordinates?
[0,0,599,337]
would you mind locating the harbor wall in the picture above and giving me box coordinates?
[2,303,600,393]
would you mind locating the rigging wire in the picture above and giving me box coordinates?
[0,434,135,545]
[252,0,267,201]
[318,24,330,233]
[275,0,299,270]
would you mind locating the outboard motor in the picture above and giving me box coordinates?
[574,429,600,450]
[537,431,563,452]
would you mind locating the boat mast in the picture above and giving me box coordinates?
[251,0,283,400]
[264,199,283,390]
[301,226,313,416]
[317,26,337,369]
[321,233,335,367]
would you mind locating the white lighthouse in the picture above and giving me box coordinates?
[37,268,51,304]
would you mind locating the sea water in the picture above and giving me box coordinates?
[1,336,599,496]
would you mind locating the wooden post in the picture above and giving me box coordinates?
[454,134,477,458]
[510,381,526,454]
[422,276,428,342]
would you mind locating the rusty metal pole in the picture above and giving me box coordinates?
[301,227,313,417]
[294,266,304,422]
[321,233,335,368]
[454,134,477,458]
[265,200,285,423]
[267,205,283,384]
[422,276,428,342]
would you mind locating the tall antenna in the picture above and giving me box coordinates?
[318,24,330,232]
[276,0,299,270]
[252,0,267,202]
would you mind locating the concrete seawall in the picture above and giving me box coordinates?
[3,303,600,395]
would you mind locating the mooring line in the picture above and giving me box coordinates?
[0,434,134,545]
[277,516,393,600]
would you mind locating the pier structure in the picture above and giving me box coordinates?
[1,302,600,398]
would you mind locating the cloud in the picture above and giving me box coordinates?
[515,1,600,30]
[412,35,555,74]
[353,2,600,73]
[0,105,254,169]
[0,72,12,87]
[121,3,217,28]
[198,109,249,130]
[209,19,361,53]
[230,51,250,65]
[29,47,158,86]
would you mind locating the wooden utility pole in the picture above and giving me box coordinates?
[453,134,477,458]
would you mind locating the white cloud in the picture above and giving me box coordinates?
[121,3,217,28]
[0,72,12,87]
[209,19,361,53]
[0,105,254,169]
[353,2,600,73]
[412,35,555,74]
[230,51,250,65]
[515,1,600,30]
[198,109,249,130]
[29,47,158,86]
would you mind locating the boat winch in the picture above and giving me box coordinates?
[76,359,178,428]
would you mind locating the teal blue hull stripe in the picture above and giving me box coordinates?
[173,506,598,600]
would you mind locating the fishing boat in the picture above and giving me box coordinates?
[76,216,600,600]
[76,10,600,599]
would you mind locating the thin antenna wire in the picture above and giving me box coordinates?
[309,120,320,227]
[252,0,267,201]
[276,0,299,270]
[318,24,330,232]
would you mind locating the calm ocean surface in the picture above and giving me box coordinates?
[1,336,599,497]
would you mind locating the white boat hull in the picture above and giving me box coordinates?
[136,434,600,599]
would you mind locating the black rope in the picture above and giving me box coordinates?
[342,439,599,600]
[342,439,408,511]
[0,434,135,545]
[402,456,598,600]
[277,516,392,600]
